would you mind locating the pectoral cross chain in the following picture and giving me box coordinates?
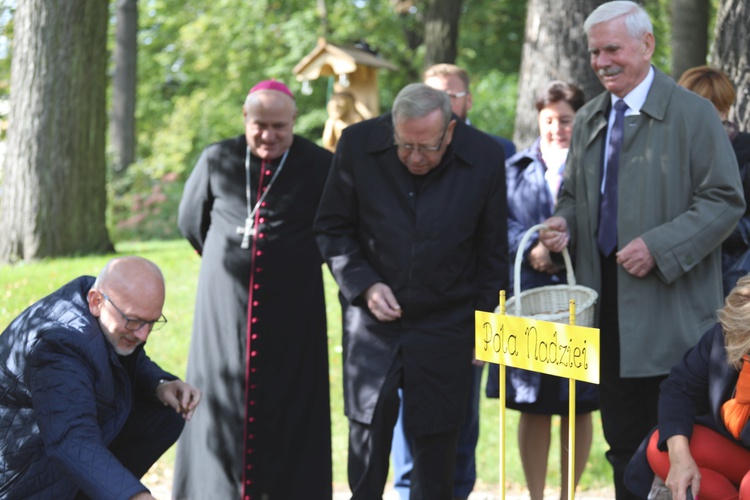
[238,147,289,250]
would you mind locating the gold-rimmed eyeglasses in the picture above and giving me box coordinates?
[100,292,168,331]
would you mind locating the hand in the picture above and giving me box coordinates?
[616,237,655,278]
[156,380,202,421]
[539,217,569,253]
[665,435,701,500]
[364,282,402,322]
[528,243,559,274]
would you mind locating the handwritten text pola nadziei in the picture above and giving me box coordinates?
[475,310,599,384]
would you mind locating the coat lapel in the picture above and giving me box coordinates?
[583,93,610,238]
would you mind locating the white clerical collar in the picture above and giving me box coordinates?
[610,65,654,115]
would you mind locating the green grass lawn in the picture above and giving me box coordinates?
[0,239,612,495]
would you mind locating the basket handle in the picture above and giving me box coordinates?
[513,223,575,317]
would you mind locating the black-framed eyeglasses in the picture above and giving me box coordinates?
[394,127,447,154]
[100,292,168,331]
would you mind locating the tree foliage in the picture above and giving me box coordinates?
[1,0,742,246]
[135,0,394,180]
[130,0,527,185]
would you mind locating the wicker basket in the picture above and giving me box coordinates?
[498,224,598,327]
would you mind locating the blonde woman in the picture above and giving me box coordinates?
[627,275,750,499]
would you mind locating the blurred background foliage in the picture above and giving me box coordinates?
[0,0,719,243]
[105,0,531,241]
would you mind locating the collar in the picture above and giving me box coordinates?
[611,65,654,115]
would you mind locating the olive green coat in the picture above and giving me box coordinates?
[556,68,745,377]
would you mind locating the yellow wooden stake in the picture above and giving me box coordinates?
[567,299,576,500]
[498,290,506,500]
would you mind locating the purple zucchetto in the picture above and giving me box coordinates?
[248,79,295,99]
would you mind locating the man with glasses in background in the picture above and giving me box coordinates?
[0,256,201,500]
[423,63,515,159]
[315,83,508,499]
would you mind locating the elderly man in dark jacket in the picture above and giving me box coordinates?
[0,256,201,500]
[315,83,508,499]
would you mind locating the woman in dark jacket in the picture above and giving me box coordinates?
[678,66,750,297]
[626,275,750,500]
[486,81,598,500]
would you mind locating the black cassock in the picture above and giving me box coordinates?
[173,135,332,499]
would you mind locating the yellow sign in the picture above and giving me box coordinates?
[475,310,600,384]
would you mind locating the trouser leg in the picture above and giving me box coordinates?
[452,363,482,499]
[409,428,460,500]
[109,396,185,478]
[348,359,402,500]
[391,388,413,500]
[74,397,184,500]
[599,252,663,500]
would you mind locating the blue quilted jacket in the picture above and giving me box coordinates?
[0,276,174,499]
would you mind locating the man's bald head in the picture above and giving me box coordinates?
[89,256,166,355]
[94,256,164,299]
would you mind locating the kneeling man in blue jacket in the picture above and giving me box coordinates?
[0,256,201,500]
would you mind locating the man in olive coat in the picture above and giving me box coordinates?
[315,83,508,499]
[540,2,745,498]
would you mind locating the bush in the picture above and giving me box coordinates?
[108,167,184,243]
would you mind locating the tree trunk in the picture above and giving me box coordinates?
[423,0,463,67]
[317,0,329,38]
[513,0,607,149]
[711,0,749,131]
[0,0,113,263]
[671,0,709,80]
[392,0,423,51]
[111,0,138,173]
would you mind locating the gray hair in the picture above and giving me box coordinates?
[391,83,452,129]
[584,1,653,39]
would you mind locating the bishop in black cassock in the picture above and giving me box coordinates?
[173,80,333,500]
